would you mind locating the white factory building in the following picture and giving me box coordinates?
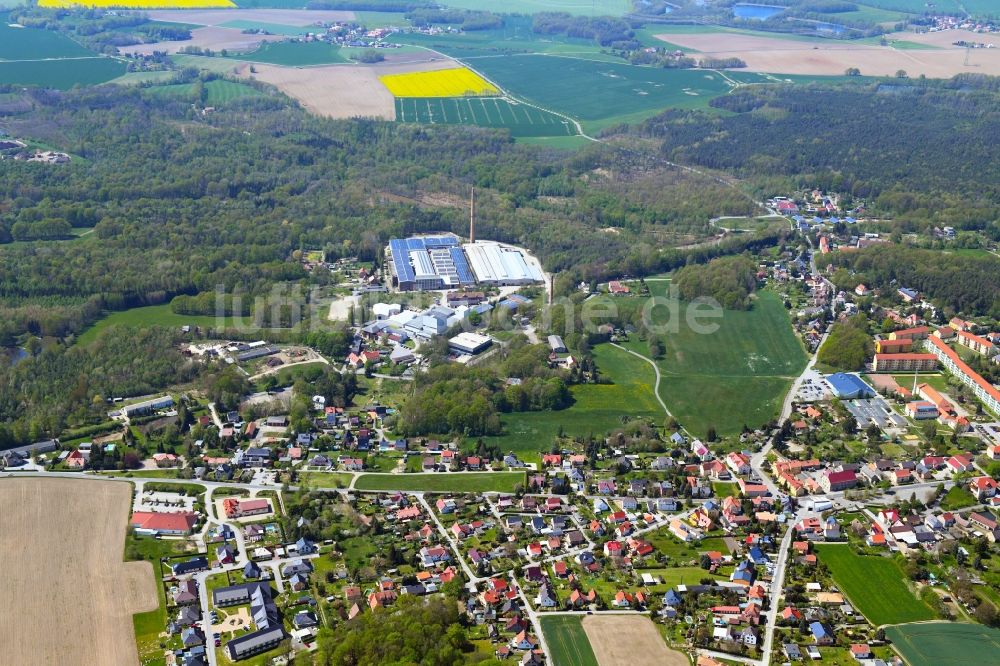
[462,241,545,286]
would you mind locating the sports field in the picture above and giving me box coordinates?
[483,343,663,461]
[380,66,499,97]
[352,471,525,493]
[540,616,598,666]
[395,97,574,137]
[885,622,1000,666]
[623,288,806,437]
[40,0,233,6]
[467,55,735,131]
[814,544,936,626]
[0,478,158,666]
[227,40,348,66]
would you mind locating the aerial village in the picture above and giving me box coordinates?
[3,189,1000,666]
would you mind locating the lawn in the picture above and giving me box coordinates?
[482,343,663,461]
[395,97,575,137]
[539,616,598,666]
[939,485,976,511]
[225,40,348,66]
[76,304,245,346]
[814,544,936,626]
[622,289,806,437]
[468,55,737,132]
[352,472,525,493]
[885,622,1000,666]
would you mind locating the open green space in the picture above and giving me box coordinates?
[111,70,177,86]
[939,485,977,511]
[516,134,594,150]
[144,79,264,104]
[225,40,348,65]
[885,622,1000,666]
[0,58,126,89]
[483,343,663,460]
[622,288,806,437]
[468,55,736,131]
[539,616,598,666]
[814,544,936,626]
[76,304,244,346]
[395,96,575,137]
[855,0,961,13]
[353,471,525,493]
[397,18,614,59]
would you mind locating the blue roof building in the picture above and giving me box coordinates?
[826,373,876,399]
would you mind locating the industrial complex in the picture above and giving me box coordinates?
[387,234,544,291]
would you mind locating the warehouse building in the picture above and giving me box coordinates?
[449,332,493,356]
[462,241,544,286]
[388,236,475,291]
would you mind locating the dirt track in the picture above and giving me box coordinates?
[582,615,688,666]
[0,478,158,666]
[656,28,1000,77]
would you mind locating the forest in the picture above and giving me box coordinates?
[818,244,1000,317]
[673,255,758,310]
[639,79,1000,242]
[818,315,873,371]
[0,84,754,345]
[397,342,572,437]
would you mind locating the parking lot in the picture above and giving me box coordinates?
[792,370,830,403]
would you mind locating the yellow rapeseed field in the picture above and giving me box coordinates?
[39,0,234,7]
[379,67,499,98]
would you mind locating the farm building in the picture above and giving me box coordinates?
[548,335,567,353]
[826,373,875,399]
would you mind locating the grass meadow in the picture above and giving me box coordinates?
[539,616,599,666]
[814,544,936,626]
[622,288,806,437]
[483,344,663,463]
[76,304,244,346]
[144,79,263,104]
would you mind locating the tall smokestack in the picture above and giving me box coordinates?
[469,186,475,244]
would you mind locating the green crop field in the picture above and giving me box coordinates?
[539,616,598,666]
[226,41,348,65]
[0,58,126,90]
[396,17,613,58]
[483,343,663,461]
[395,97,574,137]
[352,472,525,493]
[76,304,246,346]
[616,288,806,437]
[885,622,1000,666]
[0,17,94,60]
[145,79,263,104]
[466,55,736,131]
[814,545,936,626]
